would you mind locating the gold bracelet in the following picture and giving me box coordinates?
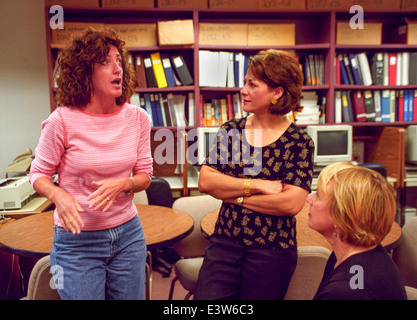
[244,178,251,197]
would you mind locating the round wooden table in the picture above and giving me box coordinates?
[0,204,194,258]
[201,203,402,252]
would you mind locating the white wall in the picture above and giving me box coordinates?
[0,0,50,177]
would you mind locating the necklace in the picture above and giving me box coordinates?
[335,247,355,268]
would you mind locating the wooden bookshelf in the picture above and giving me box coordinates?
[43,4,417,195]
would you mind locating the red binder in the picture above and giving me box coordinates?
[388,53,397,86]
[351,90,367,122]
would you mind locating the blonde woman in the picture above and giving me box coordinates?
[307,162,406,300]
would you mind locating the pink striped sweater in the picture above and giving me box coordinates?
[29,103,153,231]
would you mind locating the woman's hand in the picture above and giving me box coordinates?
[87,177,131,212]
[51,188,85,234]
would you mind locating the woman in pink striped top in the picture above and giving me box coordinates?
[29,28,153,300]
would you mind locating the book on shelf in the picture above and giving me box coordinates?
[201,93,247,126]
[151,52,168,89]
[171,55,193,86]
[199,50,248,88]
[144,55,158,88]
[294,91,322,125]
[135,54,147,88]
[300,54,324,86]
[335,89,417,123]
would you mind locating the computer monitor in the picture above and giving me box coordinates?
[406,125,417,164]
[195,127,220,165]
[305,125,353,166]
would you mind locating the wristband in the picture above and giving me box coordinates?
[244,178,251,197]
[128,176,135,194]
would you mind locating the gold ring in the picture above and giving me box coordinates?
[106,197,110,201]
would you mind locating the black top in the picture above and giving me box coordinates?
[314,244,407,300]
[206,117,314,249]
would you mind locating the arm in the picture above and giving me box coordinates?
[198,165,284,200]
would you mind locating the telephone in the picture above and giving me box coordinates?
[5,148,34,175]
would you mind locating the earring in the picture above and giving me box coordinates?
[334,231,338,238]
[271,98,277,105]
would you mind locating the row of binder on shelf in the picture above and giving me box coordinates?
[134,52,193,89]
[299,54,324,86]
[335,52,417,86]
[200,93,248,126]
[335,89,417,124]
[130,92,195,127]
[199,51,248,88]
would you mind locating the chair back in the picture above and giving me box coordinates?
[405,286,417,300]
[133,190,148,205]
[284,246,331,300]
[26,255,60,300]
[393,216,417,288]
[172,195,222,258]
[146,177,174,207]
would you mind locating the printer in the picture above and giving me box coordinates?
[0,176,36,210]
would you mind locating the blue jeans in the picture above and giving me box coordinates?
[50,215,146,300]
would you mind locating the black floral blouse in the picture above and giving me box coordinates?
[205,117,314,250]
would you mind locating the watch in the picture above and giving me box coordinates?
[236,197,244,205]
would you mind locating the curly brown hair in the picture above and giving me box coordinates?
[54,27,137,107]
[248,49,303,116]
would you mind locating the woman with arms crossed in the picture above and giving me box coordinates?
[308,162,406,300]
[29,28,153,300]
[194,50,314,300]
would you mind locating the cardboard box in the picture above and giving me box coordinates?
[357,0,400,11]
[199,23,248,46]
[402,0,417,10]
[51,22,104,48]
[209,0,257,9]
[157,0,208,9]
[45,0,99,7]
[307,0,352,10]
[336,22,382,45]
[101,0,154,9]
[158,20,194,46]
[248,24,295,46]
[392,23,417,44]
[107,24,157,47]
[258,0,305,10]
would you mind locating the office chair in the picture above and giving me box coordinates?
[145,177,177,277]
[23,255,60,300]
[284,246,331,300]
[393,216,417,289]
[168,195,222,300]
[358,163,387,178]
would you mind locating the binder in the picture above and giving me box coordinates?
[398,90,404,122]
[401,52,409,86]
[389,90,396,122]
[171,55,193,86]
[343,55,355,84]
[339,55,349,85]
[381,90,391,122]
[135,54,147,88]
[357,53,373,86]
[409,52,417,84]
[363,90,376,122]
[341,90,354,123]
[144,56,158,88]
[351,90,367,122]
[371,52,384,85]
[388,53,397,86]
[150,52,168,88]
[143,93,153,126]
[334,90,342,123]
[349,54,362,85]
[227,52,235,88]
[335,56,341,85]
[373,90,382,122]
[161,53,177,87]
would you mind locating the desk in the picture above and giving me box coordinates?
[201,203,402,252]
[0,204,193,259]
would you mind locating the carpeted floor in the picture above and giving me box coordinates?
[150,264,189,300]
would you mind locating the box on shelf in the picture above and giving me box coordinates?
[157,0,208,9]
[307,0,352,10]
[106,24,157,47]
[51,22,104,48]
[157,20,194,46]
[101,0,154,9]
[392,23,417,44]
[209,0,257,9]
[358,0,401,10]
[402,0,417,10]
[248,24,295,46]
[45,0,99,7]
[199,23,248,46]
[336,22,382,45]
[258,0,306,10]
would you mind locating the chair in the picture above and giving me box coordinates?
[405,286,417,300]
[134,177,176,277]
[284,246,331,300]
[392,216,417,288]
[24,255,60,300]
[168,195,222,300]
[358,163,387,178]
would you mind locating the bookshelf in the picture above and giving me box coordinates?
[43,4,417,196]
